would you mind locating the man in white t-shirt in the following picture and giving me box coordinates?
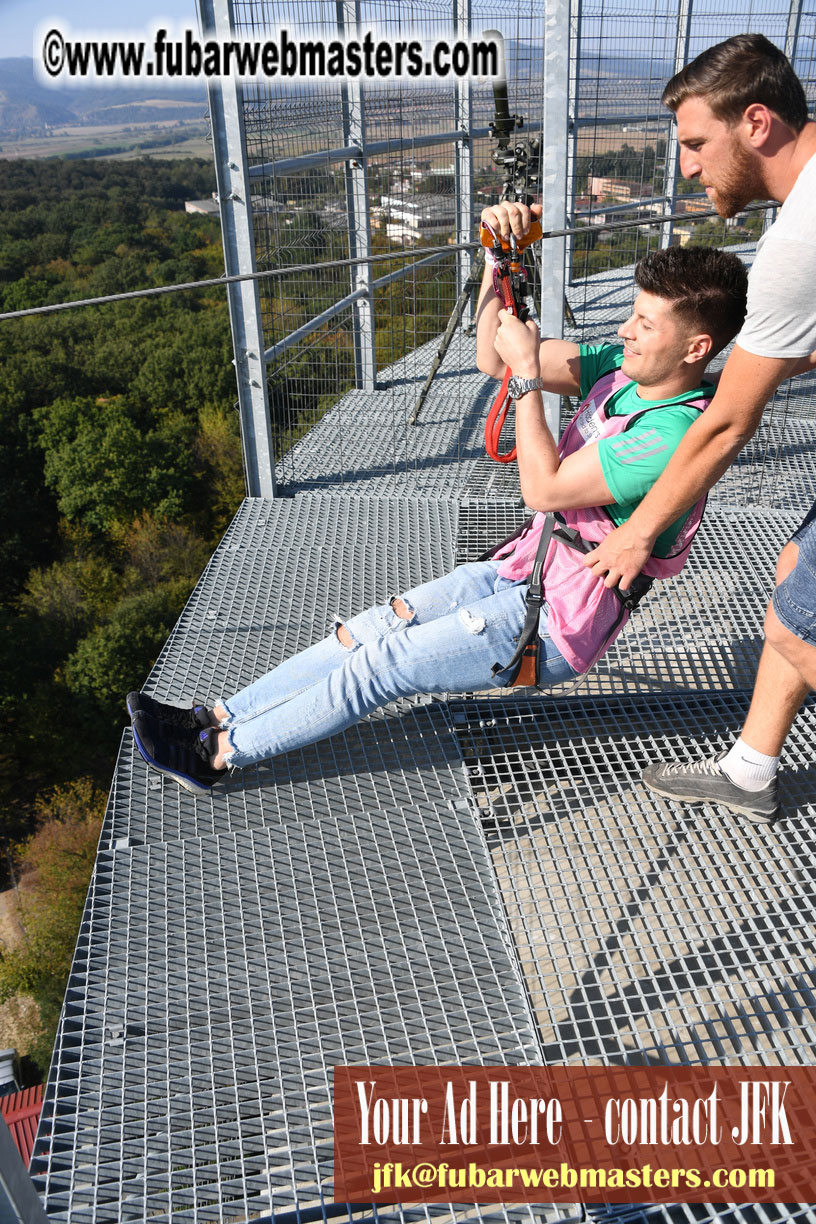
[584,34,816,823]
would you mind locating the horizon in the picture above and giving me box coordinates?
[2,0,197,60]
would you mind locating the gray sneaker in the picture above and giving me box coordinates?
[642,755,780,824]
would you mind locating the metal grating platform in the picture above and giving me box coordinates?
[449,690,816,1067]
[32,805,578,1224]
[101,495,472,850]
[34,253,816,1224]
[275,335,522,500]
[591,1205,816,1224]
[708,418,816,512]
[146,496,459,705]
[454,499,530,565]
[563,506,797,694]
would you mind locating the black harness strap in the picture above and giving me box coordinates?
[549,522,655,612]
[491,514,556,686]
[477,516,531,563]
[490,515,654,687]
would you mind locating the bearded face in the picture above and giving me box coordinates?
[704,136,768,217]
[676,96,769,217]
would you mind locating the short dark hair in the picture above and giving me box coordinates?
[634,246,748,357]
[662,34,809,131]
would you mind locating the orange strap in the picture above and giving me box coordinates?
[485,368,517,463]
[479,220,542,253]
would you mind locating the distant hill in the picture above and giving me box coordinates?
[0,47,673,143]
[0,57,206,138]
[499,41,673,81]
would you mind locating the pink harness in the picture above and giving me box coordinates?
[494,369,709,674]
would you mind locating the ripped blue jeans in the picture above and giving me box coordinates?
[219,560,576,767]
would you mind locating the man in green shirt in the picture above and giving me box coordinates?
[127,236,748,792]
[575,343,713,557]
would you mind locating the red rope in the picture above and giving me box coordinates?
[484,267,519,463]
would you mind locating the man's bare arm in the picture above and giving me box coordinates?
[475,202,582,394]
[582,345,803,588]
[493,310,613,510]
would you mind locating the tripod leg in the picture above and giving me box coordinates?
[409,255,485,426]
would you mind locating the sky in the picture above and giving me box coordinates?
[2,0,198,59]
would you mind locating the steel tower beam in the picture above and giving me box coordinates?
[786,0,804,63]
[198,0,277,497]
[338,0,377,390]
[455,0,476,327]
[564,0,581,287]
[539,0,571,434]
[661,0,693,249]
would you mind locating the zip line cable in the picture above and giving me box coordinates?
[0,202,769,323]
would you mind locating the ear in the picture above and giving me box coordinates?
[742,102,774,148]
[684,332,713,365]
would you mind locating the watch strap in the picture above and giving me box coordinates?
[508,375,547,400]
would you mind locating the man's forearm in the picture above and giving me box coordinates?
[489,312,560,502]
[515,391,560,503]
[620,412,751,550]
[475,258,505,378]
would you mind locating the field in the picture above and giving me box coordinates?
[0,115,211,160]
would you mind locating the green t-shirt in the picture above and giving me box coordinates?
[578,343,713,557]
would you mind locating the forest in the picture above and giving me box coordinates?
[0,157,242,1074]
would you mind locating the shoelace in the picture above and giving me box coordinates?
[660,756,723,778]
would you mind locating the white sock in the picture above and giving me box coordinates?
[719,737,780,791]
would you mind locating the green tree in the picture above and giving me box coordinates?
[0,779,105,1073]
[65,579,196,722]
[37,395,195,536]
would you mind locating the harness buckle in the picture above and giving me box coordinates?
[616,573,653,611]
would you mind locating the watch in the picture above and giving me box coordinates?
[507,374,547,401]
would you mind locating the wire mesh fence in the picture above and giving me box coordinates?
[206,0,816,489]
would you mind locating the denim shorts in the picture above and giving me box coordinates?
[772,498,816,644]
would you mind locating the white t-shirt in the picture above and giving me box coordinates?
[737,150,816,359]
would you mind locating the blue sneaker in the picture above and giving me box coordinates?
[131,711,225,793]
[127,690,213,732]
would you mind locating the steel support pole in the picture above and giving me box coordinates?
[661,0,693,249]
[777,0,806,239]
[785,0,804,64]
[338,0,377,390]
[455,0,475,327]
[564,0,581,287]
[539,0,571,434]
[198,0,277,497]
